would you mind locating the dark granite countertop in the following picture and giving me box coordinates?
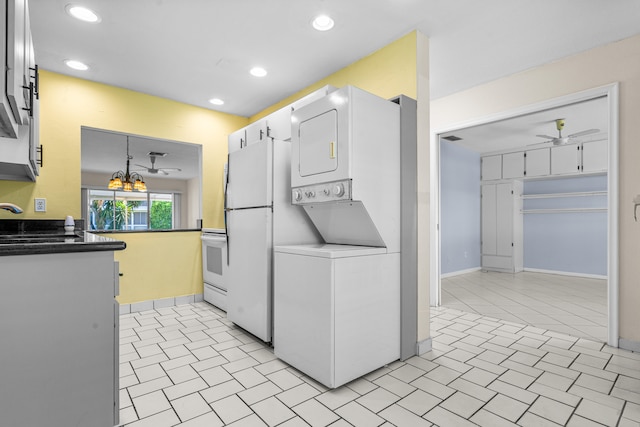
[0,219,126,256]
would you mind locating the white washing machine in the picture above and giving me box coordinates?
[274,244,400,389]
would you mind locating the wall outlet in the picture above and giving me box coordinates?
[34,198,46,212]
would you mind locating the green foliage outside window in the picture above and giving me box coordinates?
[150,201,173,230]
[90,199,142,230]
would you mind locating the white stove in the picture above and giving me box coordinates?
[201,228,227,310]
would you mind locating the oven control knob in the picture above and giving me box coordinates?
[324,188,330,196]
[333,183,345,197]
[293,190,302,202]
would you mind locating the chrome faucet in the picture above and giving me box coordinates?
[0,203,23,214]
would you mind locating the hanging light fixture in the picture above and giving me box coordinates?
[108,136,147,192]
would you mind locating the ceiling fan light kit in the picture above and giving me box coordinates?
[532,118,599,146]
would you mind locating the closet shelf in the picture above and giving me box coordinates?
[521,191,607,199]
[522,208,607,214]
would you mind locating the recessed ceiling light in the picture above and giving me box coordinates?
[312,15,334,31]
[65,4,101,23]
[64,59,89,71]
[209,98,224,106]
[250,67,267,77]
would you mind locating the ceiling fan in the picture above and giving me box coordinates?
[134,152,181,175]
[531,118,599,146]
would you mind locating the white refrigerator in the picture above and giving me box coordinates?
[225,138,319,342]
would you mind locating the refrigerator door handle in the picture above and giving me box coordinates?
[224,154,231,266]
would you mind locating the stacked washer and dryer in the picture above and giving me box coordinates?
[274,86,412,389]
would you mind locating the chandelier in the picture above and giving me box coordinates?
[108,136,147,192]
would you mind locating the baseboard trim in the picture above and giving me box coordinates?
[619,338,640,353]
[120,293,204,314]
[523,268,607,280]
[441,267,481,279]
[416,337,432,355]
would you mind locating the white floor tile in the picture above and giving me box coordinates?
[132,390,172,419]
[210,395,252,425]
[251,396,296,426]
[118,302,640,427]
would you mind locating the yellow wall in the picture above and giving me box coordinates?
[431,33,640,344]
[0,70,247,304]
[251,31,417,122]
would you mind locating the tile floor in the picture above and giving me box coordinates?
[118,302,640,426]
[441,271,608,342]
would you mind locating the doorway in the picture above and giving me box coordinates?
[431,84,619,347]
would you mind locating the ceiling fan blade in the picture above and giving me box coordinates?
[159,170,169,175]
[159,167,181,172]
[568,128,599,138]
[527,141,552,147]
[535,134,556,139]
[134,163,150,169]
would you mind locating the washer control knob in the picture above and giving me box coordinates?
[333,183,345,197]
[293,189,302,202]
[324,188,331,196]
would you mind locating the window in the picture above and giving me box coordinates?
[87,189,177,231]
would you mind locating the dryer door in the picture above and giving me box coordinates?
[299,109,338,177]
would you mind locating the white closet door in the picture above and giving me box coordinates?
[496,183,513,257]
[525,148,550,177]
[481,184,497,256]
[502,152,525,179]
[481,155,502,181]
[582,140,608,173]
[551,145,580,175]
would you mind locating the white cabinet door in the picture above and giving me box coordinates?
[0,2,19,137]
[582,140,608,173]
[6,0,28,126]
[228,128,245,154]
[496,183,513,257]
[502,152,524,179]
[481,155,502,181]
[481,184,497,256]
[525,148,550,177]
[266,106,292,141]
[245,119,268,145]
[551,144,580,175]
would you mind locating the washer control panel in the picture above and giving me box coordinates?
[292,179,352,205]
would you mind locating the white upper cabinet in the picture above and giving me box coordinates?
[525,148,550,177]
[581,140,608,173]
[502,152,525,179]
[551,144,580,175]
[481,155,502,181]
[228,128,245,154]
[265,106,292,141]
[245,120,268,145]
[6,0,29,126]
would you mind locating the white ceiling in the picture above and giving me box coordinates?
[31,1,640,178]
[30,0,640,117]
[441,96,609,154]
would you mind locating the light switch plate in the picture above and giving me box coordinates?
[34,198,46,212]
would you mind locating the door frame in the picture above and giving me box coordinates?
[430,83,619,347]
